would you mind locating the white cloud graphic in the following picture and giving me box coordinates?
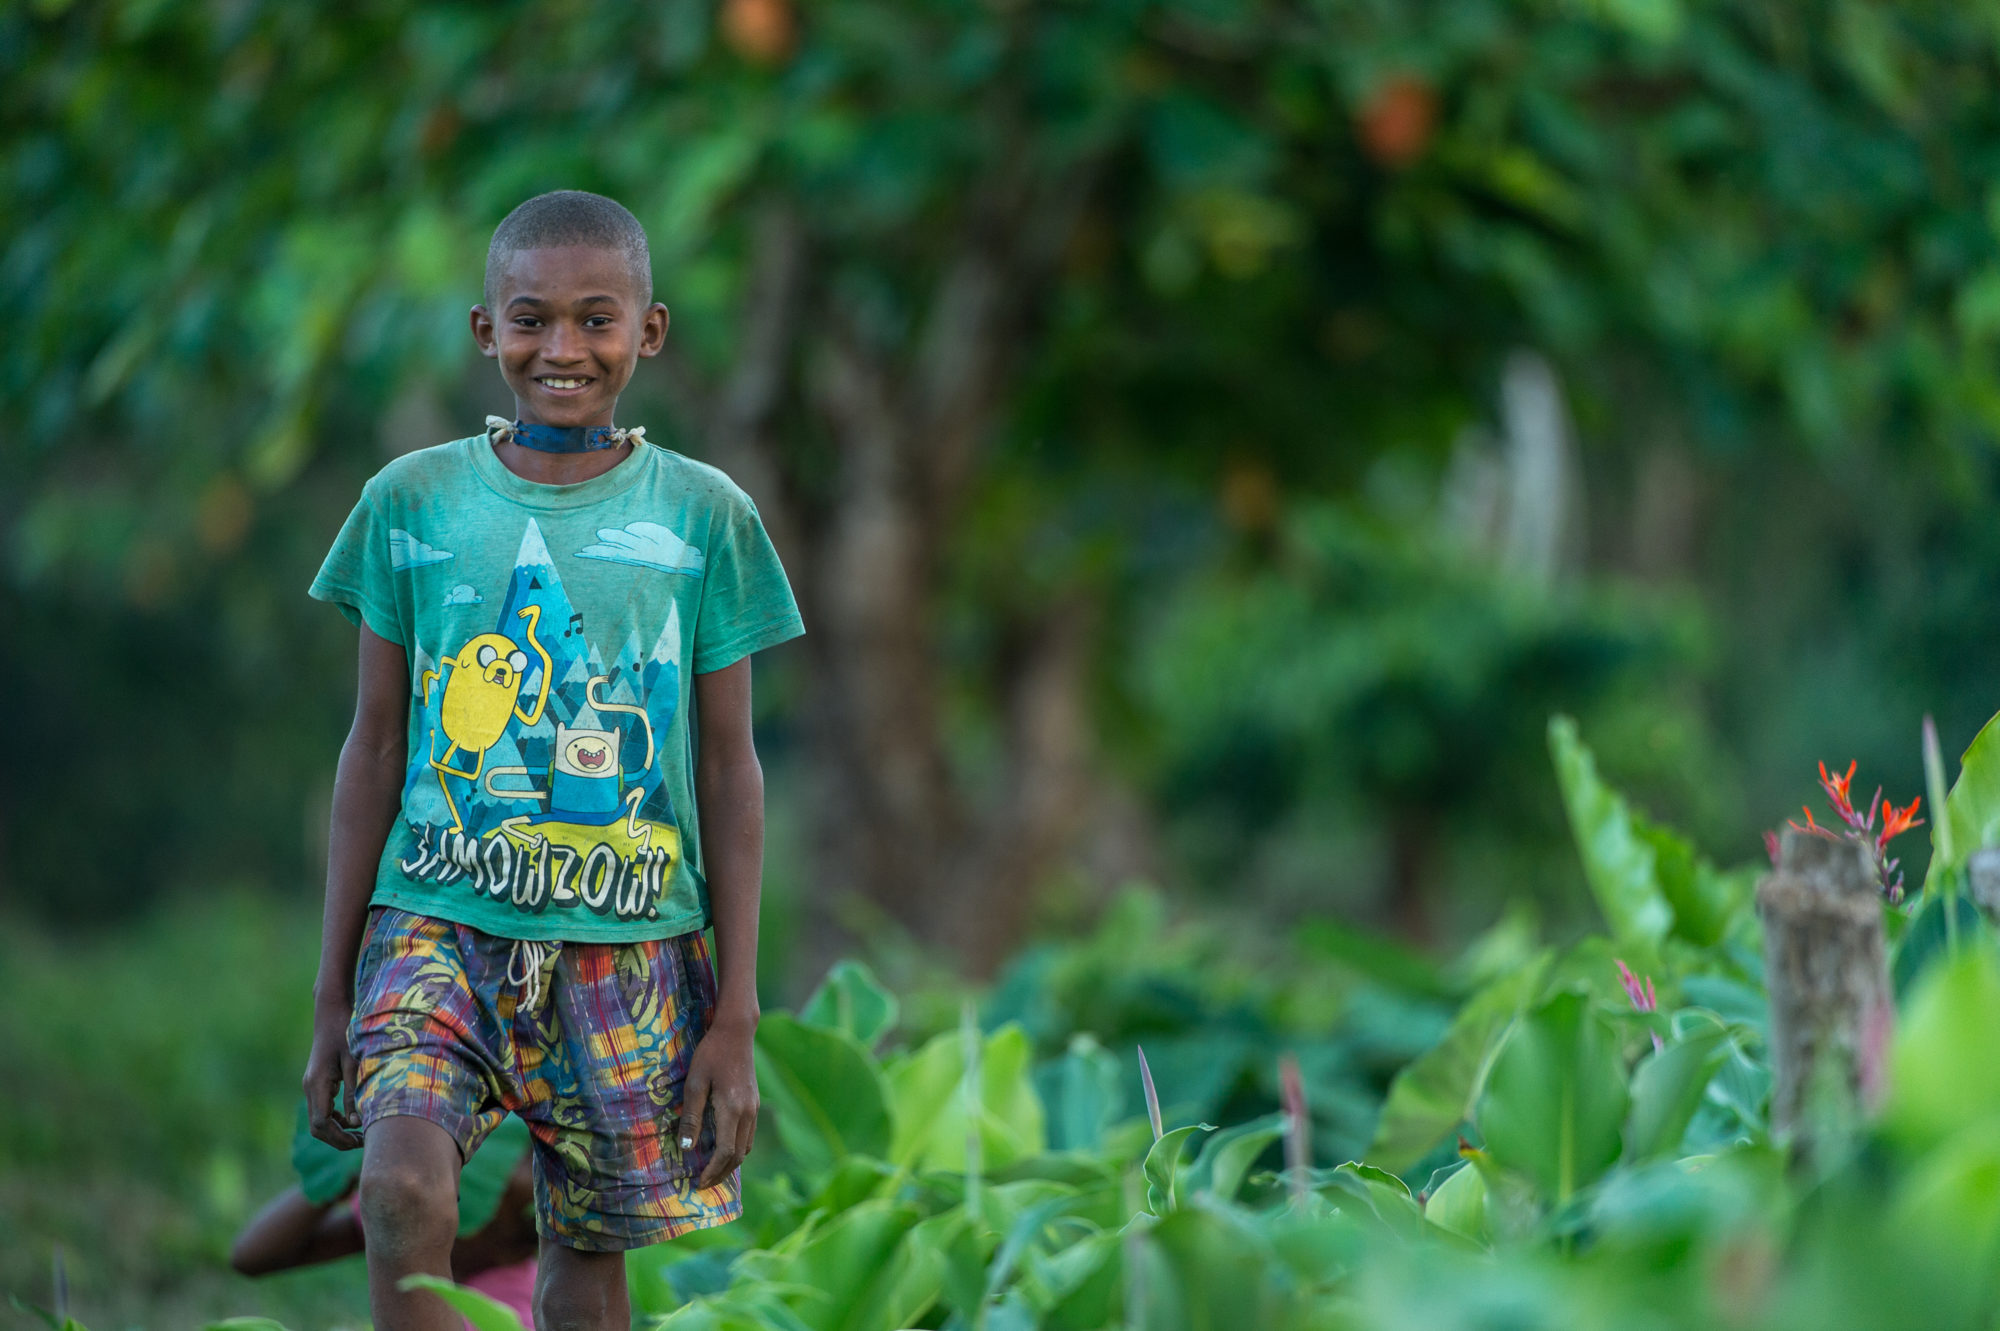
[574,522,705,575]
[390,528,454,570]
[442,583,484,606]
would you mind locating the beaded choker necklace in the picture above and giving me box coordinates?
[485,416,647,454]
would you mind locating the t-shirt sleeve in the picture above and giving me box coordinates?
[307,480,405,645]
[692,489,805,673]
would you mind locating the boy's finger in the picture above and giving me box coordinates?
[340,1051,362,1129]
[698,1138,743,1190]
[695,1100,752,1188]
[677,1073,710,1156]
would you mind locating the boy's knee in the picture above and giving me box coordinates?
[536,1249,627,1330]
[358,1157,457,1255]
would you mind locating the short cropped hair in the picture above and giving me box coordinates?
[484,190,653,306]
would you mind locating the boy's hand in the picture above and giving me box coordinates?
[678,1015,758,1188]
[303,997,363,1151]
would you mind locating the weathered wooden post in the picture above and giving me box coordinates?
[1758,829,1892,1168]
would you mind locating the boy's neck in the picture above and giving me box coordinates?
[492,408,634,485]
[491,437,634,485]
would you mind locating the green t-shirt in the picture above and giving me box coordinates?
[308,433,803,942]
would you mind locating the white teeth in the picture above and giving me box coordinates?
[540,378,587,389]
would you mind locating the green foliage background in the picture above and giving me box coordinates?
[8,0,2000,933]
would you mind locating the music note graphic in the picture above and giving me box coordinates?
[563,612,584,639]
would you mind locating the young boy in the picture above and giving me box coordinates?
[303,190,801,1331]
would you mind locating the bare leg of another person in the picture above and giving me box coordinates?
[535,1236,629,1331]
[359,1115,465,1331]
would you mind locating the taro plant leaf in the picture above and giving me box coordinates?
[729,1198,931,1331]
[1028,1229,1122,1328]
[1886,948,2000,1153]
[1888,1126,2000,1270]
[798,959,900,1050]
[657,1288,819,1331]
[1309,1162,1427,1241]
[1927,708,2000,891]
[1143,1122,1214,1215]
[1893,890,1989,997]
[290,1096,361,1205]
[986,1193,1091,1302]
[918,1208,991,1323]
[753,1012,893,1183]
[1624,1025,1732,1163]
[1422,1158,1489,1245]
[1639,820,1755,949]
[1549,715,1674,946]
[1367,952,1551,1172]
[207,1321,293,1331]
[1476,990,1631,1204]
[456,1115,531,1236]
[886,1022,1045,1171]
[1187,1111,1287,1201]
[1142,1205,1288,1331]
[1035,1032,1124,1152]
[397,1275,527,1331]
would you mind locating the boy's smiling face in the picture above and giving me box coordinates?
[470,245,668,429]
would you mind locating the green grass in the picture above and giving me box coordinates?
[0,890,370,1329]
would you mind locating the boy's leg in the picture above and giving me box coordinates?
[534,1238,629,1330]
[359,1114,464,1331]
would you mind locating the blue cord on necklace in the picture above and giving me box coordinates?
[486,417,647,453]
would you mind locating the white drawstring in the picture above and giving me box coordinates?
[506,938,561,1012]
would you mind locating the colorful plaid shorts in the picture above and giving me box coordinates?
[348,905,741,1251]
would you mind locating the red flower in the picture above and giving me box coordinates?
[1878,797,1924,850]
[1818,760,1857,813]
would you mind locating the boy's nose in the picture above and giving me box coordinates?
[541,325,585,363]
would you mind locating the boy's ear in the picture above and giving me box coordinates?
[469,305,500,358]
[638,302,670,358]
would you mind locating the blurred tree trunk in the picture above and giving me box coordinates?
[671,160,1098,975]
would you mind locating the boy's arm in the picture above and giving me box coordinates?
[304,623,409,1150]
[229,1184,364,1275]
[678,656,764,1189]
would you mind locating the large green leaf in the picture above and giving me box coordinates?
[1476,991,1631,1203]
[1549,715,1673,946]
[886,1023,1046,1171]
[1421,1159,1488,1245]
[1035,1033,1124,1152]
[1623,1025,1731,1163]
[730,1198,934,1331]
[1892,890,1989,997]
[290,1096,361,1206]
[1186,1112,1287,1202]
[1142,1122,1213,1215]
[1885,949,2000,1153]
[754,1012,893,1182]
[1638,822,1754,949]
[456,1115,531,1236]
[1367,953,1551,1172]
[1927,709,2000,892]
[397,1275,527,1331]
[797,959,900,1050]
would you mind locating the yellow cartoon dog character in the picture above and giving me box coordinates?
[422,605,553,832]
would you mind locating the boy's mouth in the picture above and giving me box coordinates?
[535,376,593,394]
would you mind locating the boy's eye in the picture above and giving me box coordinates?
[585,315,612,327]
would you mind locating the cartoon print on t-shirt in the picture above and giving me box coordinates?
[396,517,689,922]
[420,607,552,833]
